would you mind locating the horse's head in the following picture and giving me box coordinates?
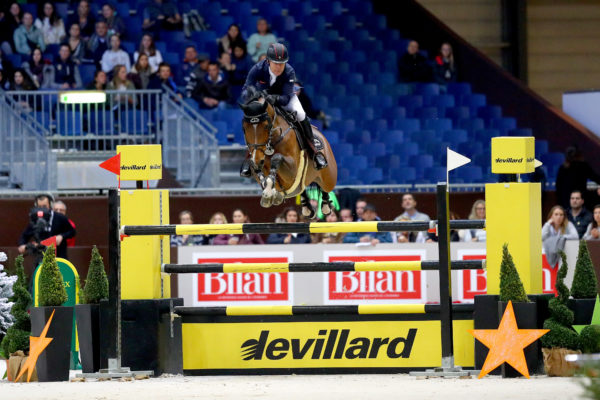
[239,87,276,169]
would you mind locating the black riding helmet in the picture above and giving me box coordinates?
[266,43,289,64]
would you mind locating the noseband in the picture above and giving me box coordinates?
[242,102,290,156]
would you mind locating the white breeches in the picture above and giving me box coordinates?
[283,94,306,122]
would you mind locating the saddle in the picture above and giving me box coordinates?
[273,105,324,152]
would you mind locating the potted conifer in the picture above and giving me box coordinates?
[541,251,581,376]
[497,243,538,377]
[569,240,598,324]
[0,255,34,382]
[75,246,108,373]
[30,245,72,382]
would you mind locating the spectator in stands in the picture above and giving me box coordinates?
[192,62,231,109]
[433,42,456,86]
[218,23,246,56]
[14,12,46,55]
[394,215,428,243]
[129,53,152,89]
[584,205,600,240]
[0,70,8,90]
[312,210,345,243]
[184,52,209,97]
[247,18,276,62]
[224,44,253,100]
[468,200,486,242]
[134,34,163,73]
[22,47,47,88]
[86,69,107,90]
[170,210,206,246]
[107,64,135,106]
[101,34,130,74]
[355,198,367,221]
[100,3,125,39]
[35,2,66,46]
[142,0,182,36]
[68,0,95,40]
[206,211,227,245]
[398,40,430,83]
[396,193,430,222]
[267,207,311,244]
[0,48,14,81]
[8,68,35,91]
[340,208,353,222]
[556,146,600,210]
[64,23,86,64]
[87,20,109,66]
[0,3,22,54]
[542,205,579,265]
[181,46,201,78]
[214,209,264,245]
[148,62,180,96]
[44,44,81,89]
[53,200,76,248]
[567,190,593,239]
[344,204,392,245]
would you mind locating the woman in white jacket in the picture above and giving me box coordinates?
[34,2,66,45]
[583,205,600,240]
[542,205,579,265]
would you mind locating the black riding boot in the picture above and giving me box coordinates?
[300,118,328,170]
[240,157,252,178]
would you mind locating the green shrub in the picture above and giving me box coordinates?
[37,245,67,307]
[499,243,529,303]
[580,325,600,354]
[572,240,598,299]
[0,255,31,357]
[540,252,580,350]
[81,246,109,304]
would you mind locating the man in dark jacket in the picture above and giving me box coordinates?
[192,62,231,109]
[398,40,431,82]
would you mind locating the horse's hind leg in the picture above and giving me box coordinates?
[321,189,332,216]
[300,190,316,219]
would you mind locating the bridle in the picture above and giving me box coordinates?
[242,102,292,156]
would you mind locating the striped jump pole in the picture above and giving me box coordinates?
[121,220,485,236]
[162,259,485,274]
[174,303,475,316]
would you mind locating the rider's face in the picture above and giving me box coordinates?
[269,62,285,76]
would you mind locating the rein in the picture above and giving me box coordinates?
[243,103,293,156]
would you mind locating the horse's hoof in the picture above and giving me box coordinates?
[273,191,284,206]
[302,206,315,219]
[321,202,332,216]
[261,196,273,208]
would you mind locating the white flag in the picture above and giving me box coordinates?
[534,159,543,168]
[447,148,471,172]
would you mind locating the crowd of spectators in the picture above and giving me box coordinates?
[397,40,457,86]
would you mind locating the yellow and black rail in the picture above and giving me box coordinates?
[121,219,485,236]
[161,259,485,274]
[174,304,475,316]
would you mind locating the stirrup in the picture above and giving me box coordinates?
[314,153,328,170]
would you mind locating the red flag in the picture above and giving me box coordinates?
[40,236,57,254]
[99,153,121,176]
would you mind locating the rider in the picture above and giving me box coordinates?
[240,43,328,177]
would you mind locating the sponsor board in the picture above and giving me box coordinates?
[192,252,293,306]
[181,319,474,371]
[455,250,557,303]
[323,250,427,304]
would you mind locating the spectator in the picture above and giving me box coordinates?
[218,23,246,56]
[13,12,46,55]
[44,44,81,89]
[468,199,486,242]
[67,0,95,40]
[107,64,135,106]
[267,207,311,244]
[18,194,76,260]
[0,70,8,90]
[100,3,125,39]
[395,216,428,243]
[0,3,22,54]
[398,40,430,83]
[142,0,182,36]
[355,198,367,221]
[86,69,107,90]
[426,211,468,243]
[0,48,14,81]
[542,205,579,265]
[134,33,163,73]
[53,200,76,248]
[87,20,109,66]
[206,211,227,245]
[213,209,264,245]
[170,210,206,246]
[181,45,201,79]
[312,210,345,243]
[129,53,152,89]
[34,2,66,46]
[101,34,130,74]
[148,62,180,96]
[340,208,353,222]
[192,62,231,109]
[343,204,392,245]
[556,146,600,210]
[584,205,600,240]
[8,68,37,111]
[433,42,456,86]
[227,44,252,100]
[247,18,276,62]
[184,53,209,97]
[22,47,47,88]
[393,193,430,242]
[567,190,593,239]
[64,23,86,64]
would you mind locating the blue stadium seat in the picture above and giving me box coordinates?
[509,128,533,137]
[6,54,22,68]
[394,141,419,158]
[424,118,452,132]
[397,95,423,117]
[272,15,296,33]
[459,93,486,111]
[54,3,69,20]
[458,118,485,133]
[21,4,37,19]
[363,14,386,32]
[57,111,83,136]
[381,130,404,147]
[410,154,434,169]
[410,129,436,142]
[390,167,416,183]
[393,118,420,134]
[124,17,143,40]
[447,83,472,96]
[490,117,517,133]
[473,129,500,141]
[535,140,549,155]
[454,166,483,182]
[359,142,386,160]
[123,110,150,135]
[288,2,313,18]
[385,106,407,121]
[375,154,402,169]
[415,107,439,120]
[442,129,468,143]
[425,167,447,183]
[88,111,114,135]
[428,94,455,109]
[318,0,343,18]
[477,105,502,121]
[211,16,235,36]
[332,143,353,158]
[258,2,284,19]
[445,106,470,122]
[347,155,368,172]
[324,130,340,145]
[190,31,218,44]
[338,168,351,184]
[79,64,97,87]
[115,3,130,18]
[415,83,440,96]
[303,15,326,32]
[212,121,229,145]
[361,168,384,184]
[333,15,357,32]
[540,152,565,169]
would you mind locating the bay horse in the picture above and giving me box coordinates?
[239,89,337,218]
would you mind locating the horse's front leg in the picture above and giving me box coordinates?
[300,190,316,219]
[260,154,284,208]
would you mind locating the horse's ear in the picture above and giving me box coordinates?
[238,102,248,111]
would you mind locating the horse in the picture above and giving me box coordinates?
[239,89,337,218]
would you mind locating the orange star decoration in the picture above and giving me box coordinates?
[15,309,55,382]
[468,301,549,379]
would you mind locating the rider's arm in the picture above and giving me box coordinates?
[241,64,259,98]
[277,68,296,106]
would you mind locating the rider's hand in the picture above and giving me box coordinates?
[266,94,279,105]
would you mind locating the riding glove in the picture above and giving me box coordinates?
[266,94,280,105]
